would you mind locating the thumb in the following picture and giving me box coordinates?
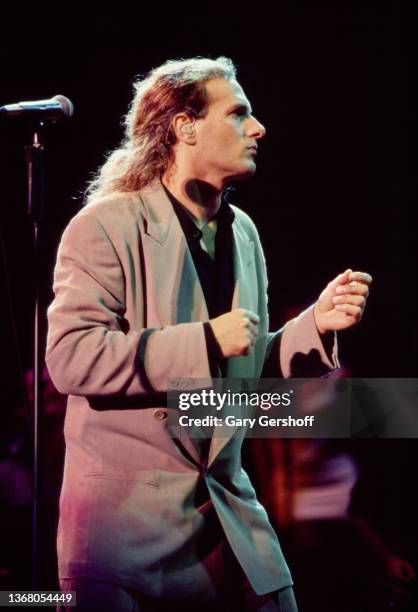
[330,268,352,290]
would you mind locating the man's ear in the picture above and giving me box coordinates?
[171,113,196,144]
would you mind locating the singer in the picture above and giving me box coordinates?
[46,57,372,611]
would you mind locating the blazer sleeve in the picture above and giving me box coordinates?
[263,306,340,378]
[45,211,211,397]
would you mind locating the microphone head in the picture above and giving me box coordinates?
[53,95,74,119]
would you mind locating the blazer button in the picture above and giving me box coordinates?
[153,409,167,421]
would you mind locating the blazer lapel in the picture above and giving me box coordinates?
[228,219,258,378]
[139,181,209,466]
[140,181,209,327]
[209,213,259,466]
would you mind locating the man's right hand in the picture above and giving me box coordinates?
[209,309,260,358]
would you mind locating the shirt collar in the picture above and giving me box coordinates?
[162,184,234,242]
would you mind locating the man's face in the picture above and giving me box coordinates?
[193,78,266,184]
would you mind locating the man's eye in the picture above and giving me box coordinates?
[233,109,247,118]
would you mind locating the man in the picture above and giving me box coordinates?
[46,57,372,611]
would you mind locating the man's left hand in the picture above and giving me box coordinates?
[314,269,373,334]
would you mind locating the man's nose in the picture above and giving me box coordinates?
[248,117,266,139]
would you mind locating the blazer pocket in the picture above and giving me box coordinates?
[84,471,158,487]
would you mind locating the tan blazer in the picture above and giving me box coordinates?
[46,180,337,600]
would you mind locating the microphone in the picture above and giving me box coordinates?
[0,94,74,121]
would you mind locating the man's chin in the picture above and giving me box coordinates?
[226,163,257,183]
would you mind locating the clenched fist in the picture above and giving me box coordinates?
[209,309,260,358]
[314,269,373,334]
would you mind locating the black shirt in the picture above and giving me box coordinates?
[163,185,235,377]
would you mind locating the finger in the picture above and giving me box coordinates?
[244,323,258,347]
[329,268,352,289]
[333,294,366,307]
[348,271,373,285]
[242,317,259,334]
[334,304,362,317]
[242,309,260,324]
[248,321,259,337]
[336,282,369,296]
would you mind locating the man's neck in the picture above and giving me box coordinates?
[162,173,222,222]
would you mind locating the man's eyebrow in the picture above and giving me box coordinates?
[226,102,253,114]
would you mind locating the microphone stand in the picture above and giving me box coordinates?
[25,122,45,590]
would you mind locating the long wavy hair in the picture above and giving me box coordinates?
[85,56,236,203]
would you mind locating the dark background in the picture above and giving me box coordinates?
[0,2,416,605]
